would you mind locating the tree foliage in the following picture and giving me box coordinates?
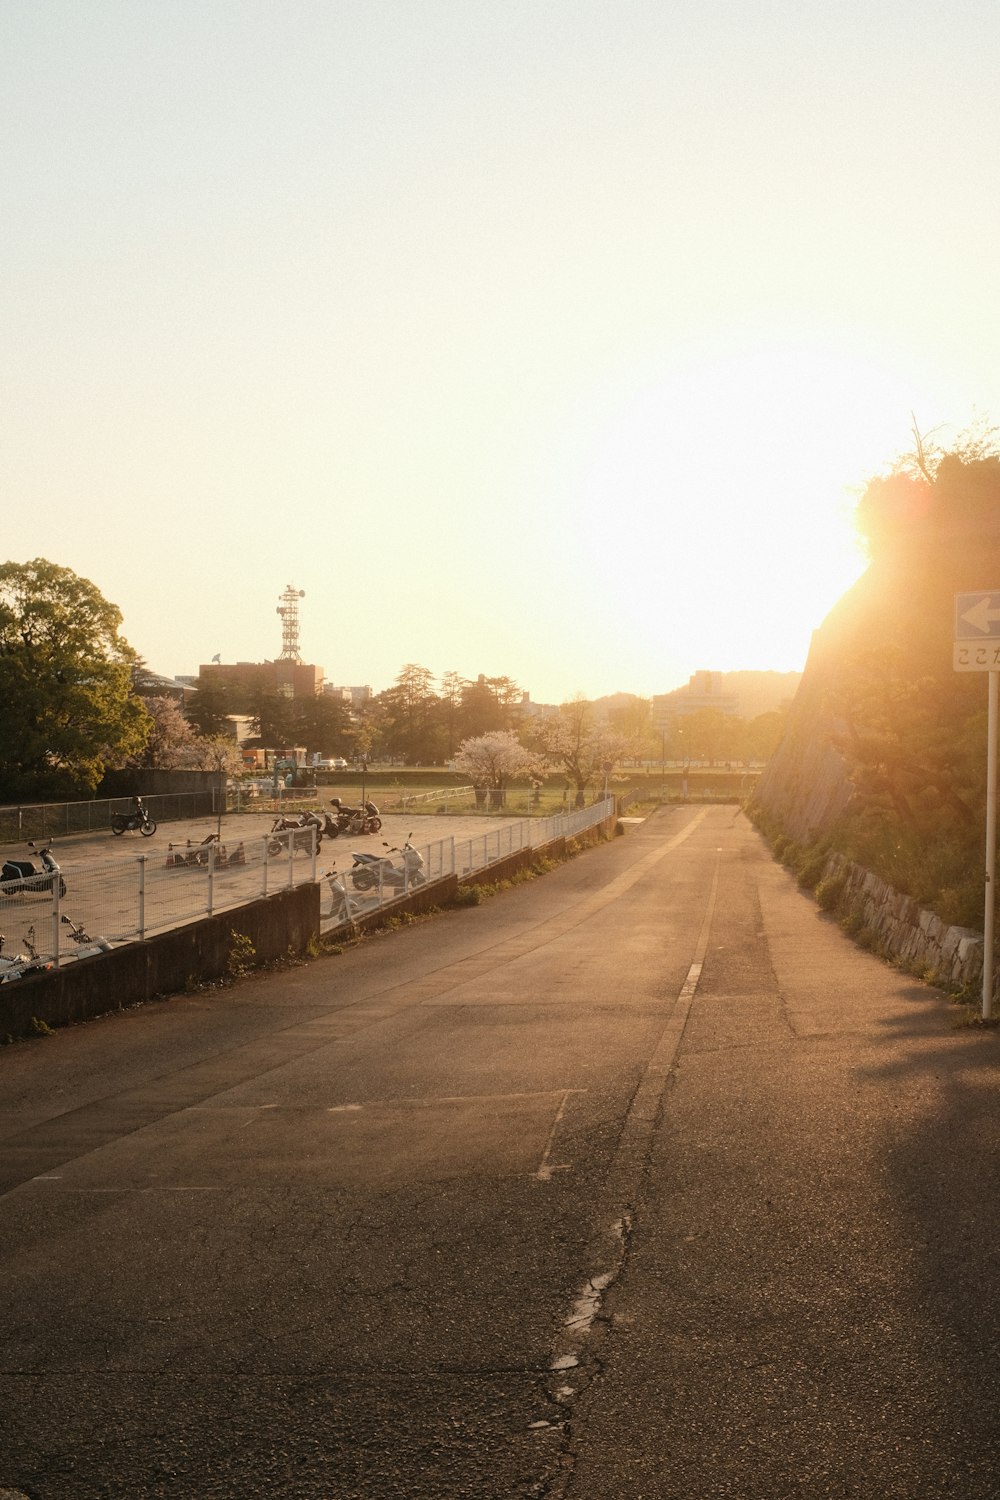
[525,698,629,806]
[453,731,544,805]
[764,433,1000,928]
[0,559,149,800]
[125,695,200,770]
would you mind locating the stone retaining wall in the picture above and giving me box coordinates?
[824,853,986,995]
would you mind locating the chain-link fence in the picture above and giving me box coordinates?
[0,789,226,845]
[319,799,616,929]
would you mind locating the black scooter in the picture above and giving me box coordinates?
[1,842,66,898]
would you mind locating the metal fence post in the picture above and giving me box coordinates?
[52,866,61,967]
[138,855,146,940]
[263,837,269,898]
[207,840,215,916]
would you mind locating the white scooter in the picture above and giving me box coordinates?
[60,915,113,959]
[322,864,357,924]
[1,841,66,898]
[349,835,426,892]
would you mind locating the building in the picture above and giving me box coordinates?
[197,659,323,703]
[323,683,372,708]
[653,671,739,724]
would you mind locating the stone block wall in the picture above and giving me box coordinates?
[824,853,985,996]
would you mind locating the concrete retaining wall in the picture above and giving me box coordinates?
[824,853,985,995]
[1,882,320,1040]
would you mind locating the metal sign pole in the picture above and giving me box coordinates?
[984,670,998,1021]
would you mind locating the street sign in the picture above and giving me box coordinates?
[955,590,1000,638]
[954,591,1000,672]
[954,641,1000,672]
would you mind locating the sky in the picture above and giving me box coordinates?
[4,0,1000,705]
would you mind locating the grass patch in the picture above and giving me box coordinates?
[226,931,257,981]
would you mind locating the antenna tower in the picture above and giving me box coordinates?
[276,584,305,662]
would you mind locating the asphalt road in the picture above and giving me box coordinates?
[1,806,999,1498]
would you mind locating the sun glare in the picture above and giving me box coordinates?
[547,340,934,683]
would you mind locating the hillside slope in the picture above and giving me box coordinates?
[752,452,1000,927]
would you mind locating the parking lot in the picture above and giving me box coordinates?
[9,806,513,872]
[1,806,518,965]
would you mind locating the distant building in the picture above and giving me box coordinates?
[197,659,323,702]
[653,669,801,723]
[134,671,197,704]
[654,671,739,723]
[324,683,372,707]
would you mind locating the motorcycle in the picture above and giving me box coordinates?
[329,797,382,836]
[268,814,320,857]
[349,835,425,892]
[312,809,342,841]
[1,842,66,899]
[0,925,53,984]
[322,864,356,924]
[60,915,113,958]
[111,797,157,837]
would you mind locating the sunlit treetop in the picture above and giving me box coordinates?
[855,420,1000,560]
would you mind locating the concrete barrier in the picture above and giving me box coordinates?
[1,882,319,1040]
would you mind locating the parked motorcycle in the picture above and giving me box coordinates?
[111,796,157,837]
[0,925,53,984]
[330,798,382,836]
[313,809,342,841]
[268,815,319,857]
[1,842,66,899]
[322,864,356,924]
[60,915,113,957]
[349,835,425,892]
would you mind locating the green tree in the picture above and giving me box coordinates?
[377,664,443,763]
[744,709,787,764]
[439,670,466,757]
[606,695,656,764]
[186,680,236,737]
[291,693,348,759]
[0,558,149,800]
[458,674,522,739]
[246,686,296,748]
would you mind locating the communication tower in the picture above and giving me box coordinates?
[276,585,306,662]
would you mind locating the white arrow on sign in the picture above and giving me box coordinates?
[961,597,1000,634]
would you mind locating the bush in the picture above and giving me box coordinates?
[452,884,483,907]
[226,931,257,980]
[815,871,849,912]
[797,849,831,892]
